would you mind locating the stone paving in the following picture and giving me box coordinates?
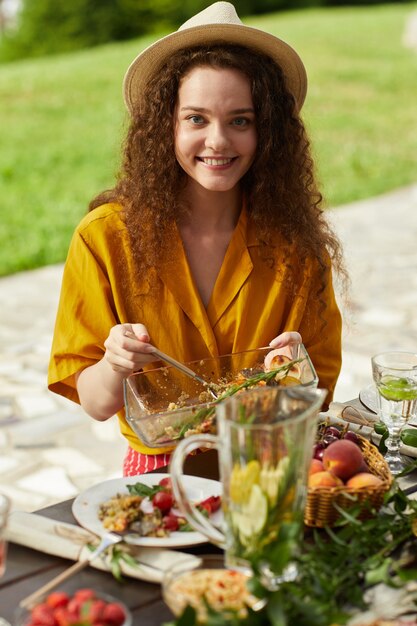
[1,182,416,512]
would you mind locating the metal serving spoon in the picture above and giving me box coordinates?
[150,348,219,400]
[123,330,218,400]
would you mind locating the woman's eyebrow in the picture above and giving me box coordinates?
[180,106,255,114]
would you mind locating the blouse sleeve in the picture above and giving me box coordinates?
[298,261,342,405]
[48,228,118,404]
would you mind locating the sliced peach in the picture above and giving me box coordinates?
[264,351,301,381]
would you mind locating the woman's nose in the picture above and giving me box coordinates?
[205,123,229,151]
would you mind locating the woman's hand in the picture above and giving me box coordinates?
[268,331,302,358]
[269,331,302,349]
[103,323,156,375]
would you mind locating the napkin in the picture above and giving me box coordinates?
[325,401,417,459]
[326,399,378,433]
[6,511,201,584]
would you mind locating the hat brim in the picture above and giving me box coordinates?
[123,23,307,114]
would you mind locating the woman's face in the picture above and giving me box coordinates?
[174,66,257,194]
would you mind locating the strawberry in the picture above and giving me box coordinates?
[46,591,70,609]
[83,599,106,623]
[200,495,221,513]
[31,603,56,626]
[66,597,83,617]
[102,602,126,626]
[53,608,79,626]
[73,588,96,603]
[198,501,212,515]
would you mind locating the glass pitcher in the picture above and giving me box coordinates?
[170,385,326,588]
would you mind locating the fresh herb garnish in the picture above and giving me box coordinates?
[173,359,304,439]
[127,482,164,498]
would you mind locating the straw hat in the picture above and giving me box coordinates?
[123,1,307,114]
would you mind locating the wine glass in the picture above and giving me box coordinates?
[0,493,11,626]
[371,351,417,475]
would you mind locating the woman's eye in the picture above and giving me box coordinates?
[188,115,205,125]
[232,117,250,127]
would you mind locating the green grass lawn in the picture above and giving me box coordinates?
[1,3,416,276]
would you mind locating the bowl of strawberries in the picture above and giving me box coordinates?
[15,588,132,626]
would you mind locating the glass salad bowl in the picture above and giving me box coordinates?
[124,344,318,448]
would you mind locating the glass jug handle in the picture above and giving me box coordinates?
[169,434,225,547]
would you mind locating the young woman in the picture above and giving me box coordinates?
[48,2,345,476]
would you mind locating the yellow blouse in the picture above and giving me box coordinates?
[48,203,342,454]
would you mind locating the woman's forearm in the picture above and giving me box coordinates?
[76,359,126,421]
[76,322,156,420]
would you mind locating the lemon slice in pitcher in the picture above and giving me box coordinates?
[230,460,260,504]
[233,484,268,541]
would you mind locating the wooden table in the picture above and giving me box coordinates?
[0,497,221,624]
[2,457,417,623]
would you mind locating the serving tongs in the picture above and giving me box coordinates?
[150,348,219,400]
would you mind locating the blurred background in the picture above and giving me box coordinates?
[0,0,416,277]
[0,0,416,511]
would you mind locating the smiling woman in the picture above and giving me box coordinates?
[48,1,345,477]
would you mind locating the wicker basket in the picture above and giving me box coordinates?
[304,435,393,528]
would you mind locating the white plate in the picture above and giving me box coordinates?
[72,474,222,548]
[359,384,378,414]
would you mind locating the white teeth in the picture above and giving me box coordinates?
[201,157,233,166]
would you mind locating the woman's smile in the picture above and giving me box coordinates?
[197,156,238,167]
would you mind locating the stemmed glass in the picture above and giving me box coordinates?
[371,351,417,475]
[0,493,11,626]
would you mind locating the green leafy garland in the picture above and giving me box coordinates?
[163,481,417,626]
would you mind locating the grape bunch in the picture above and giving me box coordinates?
[313,425,360,462]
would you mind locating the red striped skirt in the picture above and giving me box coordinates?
[123,446,171,476]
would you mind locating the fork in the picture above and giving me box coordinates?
[19,532,123,609]
[20,530,168,609]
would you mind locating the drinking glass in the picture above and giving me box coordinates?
[371,351,417,475]
[170,386,326,589]
[0,494,11,626]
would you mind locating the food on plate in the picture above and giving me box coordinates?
[21,588,128,626]
[98,477,221,537]
[164,568,259,621]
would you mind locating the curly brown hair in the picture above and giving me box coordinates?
[90,43,346,298]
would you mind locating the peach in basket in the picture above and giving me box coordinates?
[305,427,392,528]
